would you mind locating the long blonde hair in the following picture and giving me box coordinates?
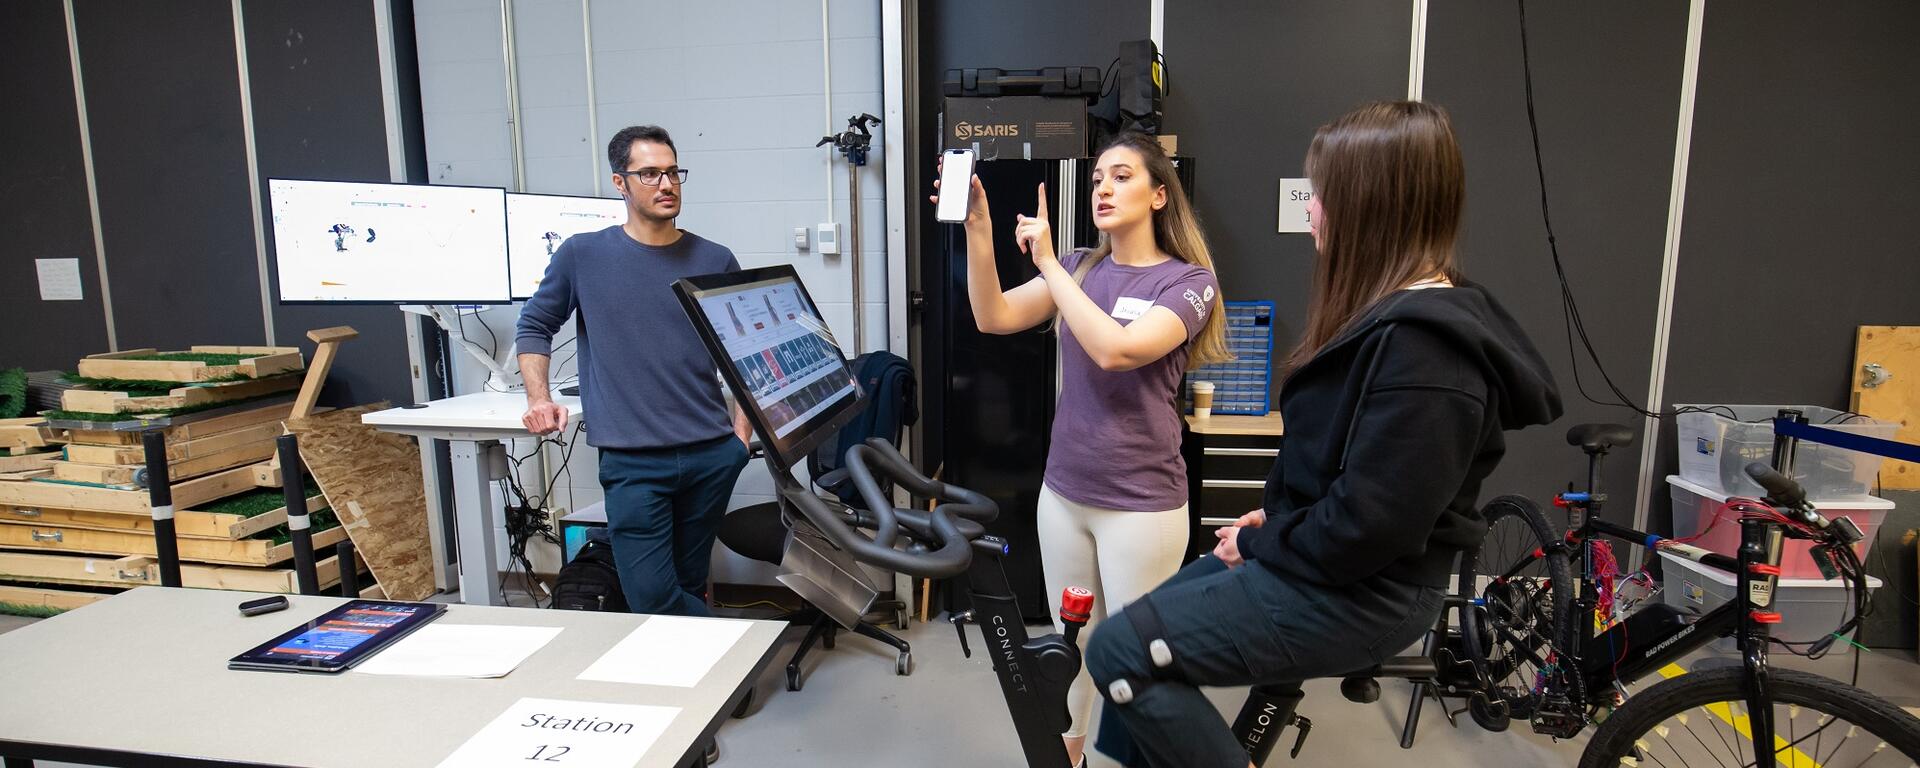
[1286,101,1464,372]
[1070,132,1232,369]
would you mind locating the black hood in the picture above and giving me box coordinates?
[1317,280,1563,430]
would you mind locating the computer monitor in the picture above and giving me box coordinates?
[673,266,865,473]
[267,179,511,304]
[506,192,627,300]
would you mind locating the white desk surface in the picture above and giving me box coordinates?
[362,391,583,433]
[0,587,784,768]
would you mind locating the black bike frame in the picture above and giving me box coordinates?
[961,537,1076,768]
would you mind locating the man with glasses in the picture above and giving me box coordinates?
[516,125,752,620]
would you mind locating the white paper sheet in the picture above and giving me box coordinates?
[576,615,751,687]
[436,697,680,768]
[353,624,562,678]
[36,258,83,300]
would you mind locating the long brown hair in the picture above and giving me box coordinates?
[1285,101,1465,372]
[1071,132,1231,368]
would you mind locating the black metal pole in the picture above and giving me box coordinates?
[336,539,360,596]
[277,434,320,596]
[141,430,183,588]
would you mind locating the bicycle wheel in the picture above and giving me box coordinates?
[1580,667,1920,768]
[1458,495,1574,720]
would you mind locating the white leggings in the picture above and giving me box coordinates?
[1037,483,1190,738]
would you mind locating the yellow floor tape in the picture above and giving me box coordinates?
[1654,663,1825,768]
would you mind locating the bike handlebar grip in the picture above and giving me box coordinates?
[1743,462,1808,509]
[1060,586,1094,624]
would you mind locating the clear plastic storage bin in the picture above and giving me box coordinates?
[1668,475,1892,580]
[1660,552,1879,655]
[1674,405,1898,500]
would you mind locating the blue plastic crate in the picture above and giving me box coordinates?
[1185,301,1274,415]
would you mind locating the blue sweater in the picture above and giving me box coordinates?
[515,226,740,450]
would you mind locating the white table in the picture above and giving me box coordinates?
[364,392,584,605]
[0,587,784,768]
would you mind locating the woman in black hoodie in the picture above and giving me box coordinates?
[1085,101,1563,767]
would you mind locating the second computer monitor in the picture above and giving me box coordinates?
[506,192,628,300]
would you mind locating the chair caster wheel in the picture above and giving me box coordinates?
[896,651,912,676]
[896,608,908,630]
[786,665,803,692]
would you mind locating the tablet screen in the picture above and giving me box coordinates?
[232,600,444,672]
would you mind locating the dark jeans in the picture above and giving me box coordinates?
[598,435,750,617]
[1087,556,1444,768]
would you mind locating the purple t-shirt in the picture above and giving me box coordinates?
[1045,249,1219,512]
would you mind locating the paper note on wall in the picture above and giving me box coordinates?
[36,259,83,300]
[1277,179,1314,234]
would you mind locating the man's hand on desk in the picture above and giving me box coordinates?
[523,398,569,435]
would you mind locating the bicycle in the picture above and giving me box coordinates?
[1456,419,1920,767]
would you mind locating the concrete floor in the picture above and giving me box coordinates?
[5,594,1916,767]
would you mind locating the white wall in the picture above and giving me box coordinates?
[413,0,888,586]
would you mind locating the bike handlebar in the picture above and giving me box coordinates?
[778,439,1000,579]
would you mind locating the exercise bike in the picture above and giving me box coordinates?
[780,437,1095,768]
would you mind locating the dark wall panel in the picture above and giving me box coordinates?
[1164,0,1409,352]
[0,0,110,370]
[1426,2,1688,509]
[244,0,413,407]
[1659,2,1920,646]
[75,0,265,349]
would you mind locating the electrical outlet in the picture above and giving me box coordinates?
[817,222,841,255]
[793,227,809,252]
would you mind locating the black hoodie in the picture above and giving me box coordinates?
[1238,281,1562,588]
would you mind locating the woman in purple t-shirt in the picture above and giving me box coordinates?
[933,132,1230,764]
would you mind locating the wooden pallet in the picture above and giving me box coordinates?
[0,451,59,476]
[47,436,278,486]
[0,520,349,566]
[0,550,360,593]
[75,346,304,383]
[61,402,297,447]
[0,583,106,611]
[0,419,58,454]
[0,493,322,541]
[64,421,283,464]
[60,375,303,415]
[0,462,267,515]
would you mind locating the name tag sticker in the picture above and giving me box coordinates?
[1111,297,1153,321]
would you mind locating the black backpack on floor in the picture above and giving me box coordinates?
[551,539,628,612]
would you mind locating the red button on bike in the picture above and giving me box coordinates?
[1060,586,1094,624]
[1750,611,1782,624]
[1749,564,1782,577]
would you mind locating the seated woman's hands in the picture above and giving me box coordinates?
[1212,508,1265,567]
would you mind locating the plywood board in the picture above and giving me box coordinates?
[0,583,105,611]
[0,463,262,515]
[0,520,347,566]
[0,493,320,540]
[287,404,434,601]
[1852,326,1920,489]
[61,374,302,415]
[0,550,359,593]
[76,346,302,382]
